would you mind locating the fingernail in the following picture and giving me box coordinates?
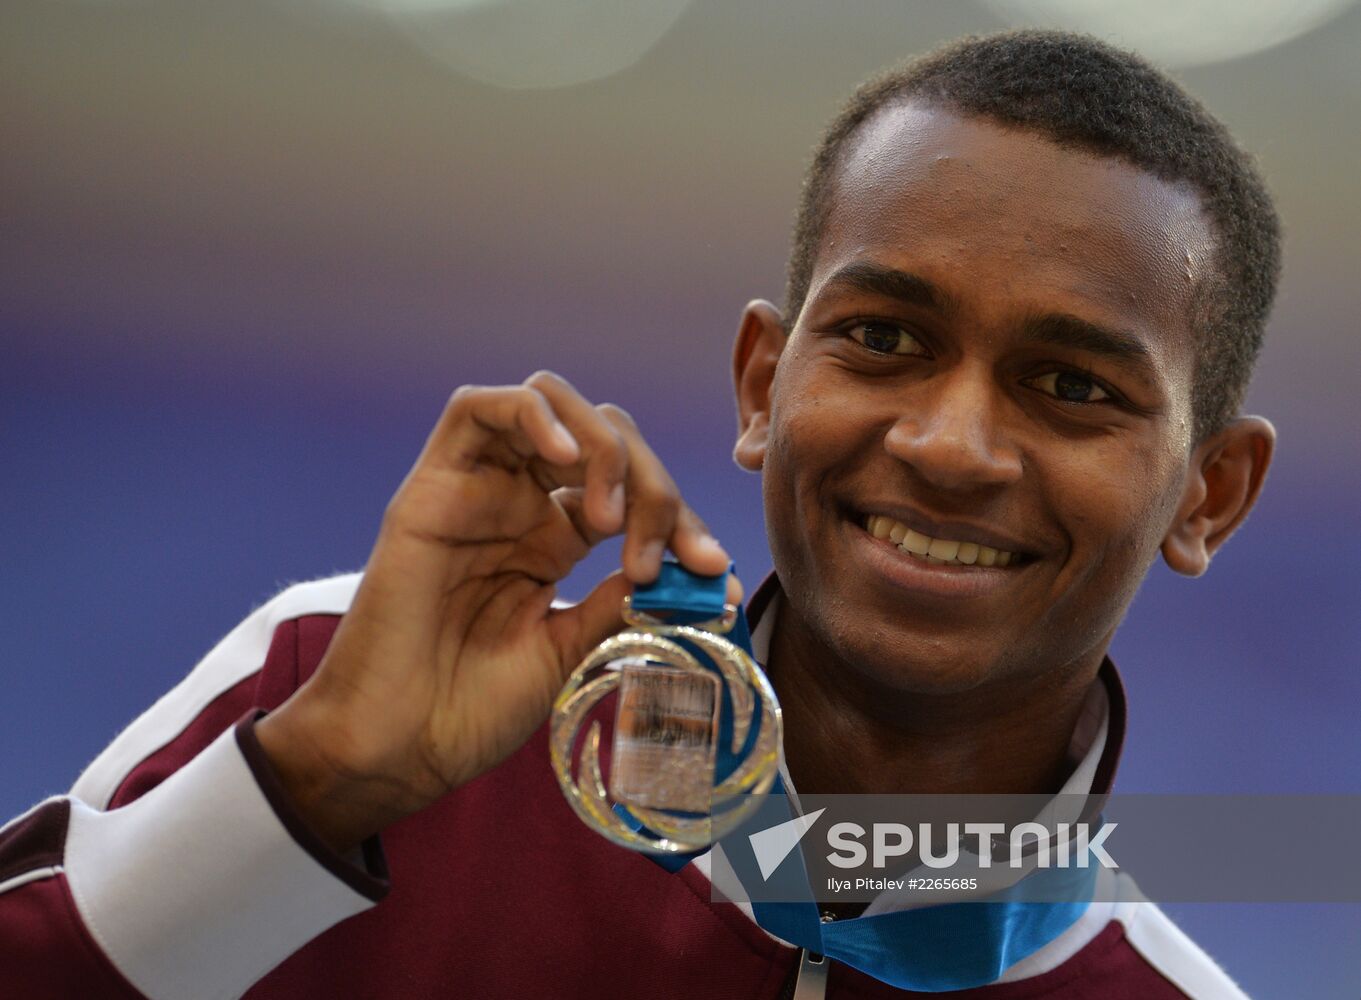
[607,482,625,522]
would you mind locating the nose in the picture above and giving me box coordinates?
[882,364,1023,491]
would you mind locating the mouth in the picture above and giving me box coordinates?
[862,513,1030,569]
[846,510,1039,600]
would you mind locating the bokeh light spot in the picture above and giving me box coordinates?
[981,0,1360,67]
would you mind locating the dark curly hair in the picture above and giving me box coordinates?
[785,30,1281,439]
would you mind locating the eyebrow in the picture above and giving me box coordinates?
[819,260,1161,380]
[1019,313,1156,374]
[819,262,959,316]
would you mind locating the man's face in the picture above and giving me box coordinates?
[755,102,1213,695]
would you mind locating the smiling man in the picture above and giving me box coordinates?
[737,92,1272,807]
[0,29,1276,1000]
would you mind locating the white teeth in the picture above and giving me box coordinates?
[927,538,960,561]
[864,516,1017,568]
[901,529,931,555]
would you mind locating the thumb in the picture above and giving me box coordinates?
[550,570,633,673]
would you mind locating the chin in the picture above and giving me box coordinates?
[822,613,1009,698]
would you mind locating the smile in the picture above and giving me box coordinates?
[864,515,1018,568]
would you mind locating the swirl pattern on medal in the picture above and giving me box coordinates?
[549,619,782,854]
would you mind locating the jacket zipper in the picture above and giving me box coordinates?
[777,911,835,1000]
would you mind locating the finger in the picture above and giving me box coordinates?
[550,567,744,680]
[555,393,733,587]
[550,570,633,673]
[429,384,580,470]
[557,486,743,604]
[551,486,609,550]
[594,403,686,584]
[725,571,745,607]
[523,372,631,535]
[668,502,732,579]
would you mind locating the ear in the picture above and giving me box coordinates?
[732,299,786,472]
[1161,416,1275,577]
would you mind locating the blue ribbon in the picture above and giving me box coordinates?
[630,559,730,624]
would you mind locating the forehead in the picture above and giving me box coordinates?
[814,101,1213,356]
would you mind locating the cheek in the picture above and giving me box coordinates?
[762,357,874,537]
[768,351,851,466]
[763,397,839,520]
[1047,436,1185,605]
[1013,442,1179,663]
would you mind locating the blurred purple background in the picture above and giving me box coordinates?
[3,0,1358,994]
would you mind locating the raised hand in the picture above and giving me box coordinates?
[256,371,737,852]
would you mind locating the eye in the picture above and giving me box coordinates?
[1027,370,1111,404]
[847,321,927,356]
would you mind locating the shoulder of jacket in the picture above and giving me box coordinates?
[1111,873,1250,999]
[257,572,363,621]
[70,573,363,807]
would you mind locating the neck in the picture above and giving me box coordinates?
[766,601,1105,798]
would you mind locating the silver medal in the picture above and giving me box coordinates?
[550,595,782,854]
